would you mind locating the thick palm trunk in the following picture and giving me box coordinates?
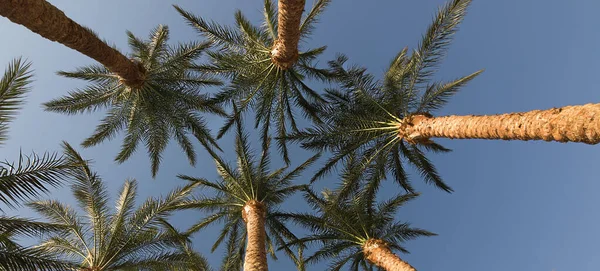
[242,200,268,271]
[363,239,416,271]
[401,103,600,145]
[271,0,305,70]
[0,0,145,87]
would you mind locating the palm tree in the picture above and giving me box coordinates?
[291,0,600,193]
[0,0,145,87]
[174,0,331,163]
[178,118,320,271]
[271,0,306,69]
[44,25,224,177]
[282,186,434,271]
[28,142,207,271]
[287,0,476,193]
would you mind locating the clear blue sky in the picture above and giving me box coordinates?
[2,0,600,270]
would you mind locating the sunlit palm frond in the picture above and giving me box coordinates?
[27,145,204,270]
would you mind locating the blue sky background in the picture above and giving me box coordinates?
[2,0,600,270]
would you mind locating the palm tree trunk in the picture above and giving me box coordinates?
[0,0,145,87]
[363,239,416,271]
[271,0,305,70]
[401,103,600,144]
[242,200,268,271]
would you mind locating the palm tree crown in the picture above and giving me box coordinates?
[44,25,224,177]
[287,0,479,193]
[178,118,320,270]
[283,186,434,270]
[28,143,207,271]
[175,0,332,164]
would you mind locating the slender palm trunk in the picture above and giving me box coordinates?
[271,0,305,70]
[0,0,145,87]
[363,239,416,271]
[242,200,268,271]
[400,103,600,144]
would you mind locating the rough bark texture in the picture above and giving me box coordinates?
[242,200,268,271]
[363,239,416,271]
[400,103,600,145]
[271,0,305,70]
[0,0,145,87]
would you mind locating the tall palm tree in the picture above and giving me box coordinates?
[174,0,331,163]
[0,0,145,87]
[44,25,224,177]
[178,118,320,271]
[282,186,434,271]
[290,0,600,194]
[28,142,207,271]
[271,0,306,69]
[287,0,477,193]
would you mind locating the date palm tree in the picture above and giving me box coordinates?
[282,185,434,271]
[0,0,145,87]
[289,0,600,193]
[287,0,476,193]
[28,143,207,271]
[174,0,331,163]
[44,25,224,177]
[178,118,320,271]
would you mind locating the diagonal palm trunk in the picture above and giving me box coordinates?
[401,103,600,145]
[271,0,305,70]
[0,0,145,87]
[242,200,269,271]
[363,239,416,271]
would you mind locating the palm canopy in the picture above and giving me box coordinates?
[28,142,207,271]
[286,0,480,193]
[44,25,224,177]
[281,185,434,271]
[178,118,320,270]
[174,0,332,164]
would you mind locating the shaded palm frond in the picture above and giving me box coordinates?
[44,25,223,177]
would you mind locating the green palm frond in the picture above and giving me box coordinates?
[0,58,33,145]
[0,149,75,209]
[27,145,205,271]
[0,216,75,271]
[44,25,223,177]
[179,118,318,267]
[0,246,75,271]
[175,0,331,164]
[287,0,481,193]
[281,179,434,271]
